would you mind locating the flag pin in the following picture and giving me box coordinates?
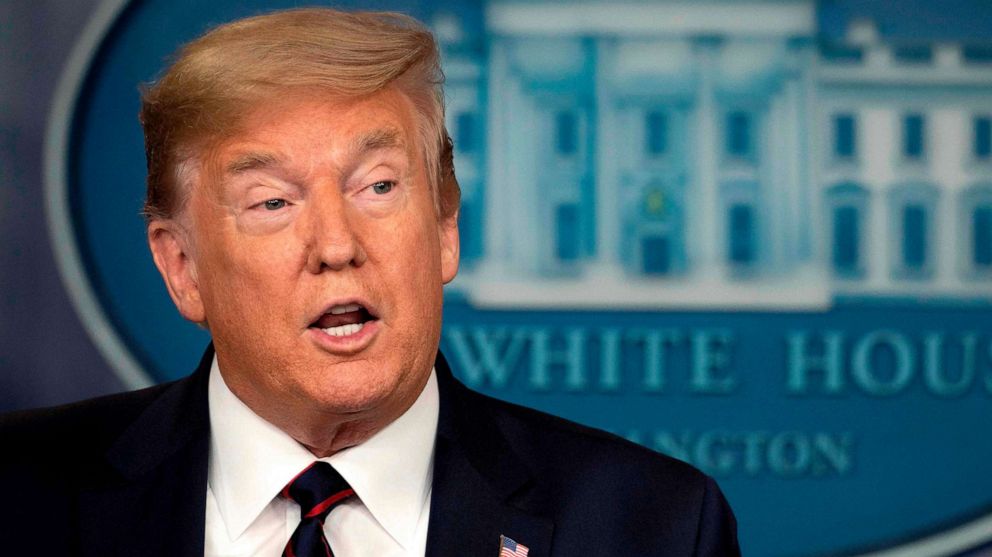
[499,534,530,557]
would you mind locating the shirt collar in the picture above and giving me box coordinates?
[207,357,438,547]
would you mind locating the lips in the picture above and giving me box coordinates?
[309,302,378,338]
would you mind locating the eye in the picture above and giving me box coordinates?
[370,181,395,195]
[262,199,287,210]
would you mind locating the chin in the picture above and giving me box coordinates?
[302,368,405,414]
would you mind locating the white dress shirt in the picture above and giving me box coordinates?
[204,358,438,557]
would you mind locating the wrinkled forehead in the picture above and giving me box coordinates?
[205,87,422,164]
[172,92,383,179]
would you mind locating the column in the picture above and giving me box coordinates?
[592,37,621,277]
[691,37,722,277]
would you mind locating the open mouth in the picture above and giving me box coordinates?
[309,303,378,337]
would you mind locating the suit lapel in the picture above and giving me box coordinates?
[426,353,554,557]
[78,347,213,557]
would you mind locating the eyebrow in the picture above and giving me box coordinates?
[225,152,281,175]
[352,127,405,155]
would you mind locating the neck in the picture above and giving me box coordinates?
[288,414,387,457]
[220,375,424,459]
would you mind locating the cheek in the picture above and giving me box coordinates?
[402,224,446,313]
[211,225,305,272]
[405,218,444,278]
[197,236,305,311]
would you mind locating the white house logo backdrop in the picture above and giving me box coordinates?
[47,1,992,555]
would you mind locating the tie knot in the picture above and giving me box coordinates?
[281,462,355,521]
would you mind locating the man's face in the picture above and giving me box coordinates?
[150,87,459,435]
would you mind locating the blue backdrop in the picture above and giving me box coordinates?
[5,1,992,556]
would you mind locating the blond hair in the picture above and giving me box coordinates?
[139,8,459,222]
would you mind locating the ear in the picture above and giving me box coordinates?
[148,220,206,323]
[438,210,460,284]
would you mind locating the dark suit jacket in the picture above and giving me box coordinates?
[0,347,739,556]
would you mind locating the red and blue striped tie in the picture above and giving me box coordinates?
[281,462,356,557]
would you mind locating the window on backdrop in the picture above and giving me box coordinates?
[833,113,857,160]
[902,113,926,160]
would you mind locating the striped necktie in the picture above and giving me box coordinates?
[281,462,356,557]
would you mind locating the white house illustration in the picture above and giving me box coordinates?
[436,1,992,310]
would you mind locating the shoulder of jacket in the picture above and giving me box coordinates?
[0,381,177,464]
[465,386,709,489]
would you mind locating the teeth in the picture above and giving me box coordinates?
[329,303,362,315]
[321,322,365,337]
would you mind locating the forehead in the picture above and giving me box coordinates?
[214,87,420,164]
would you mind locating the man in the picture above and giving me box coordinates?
[0,8,739,556]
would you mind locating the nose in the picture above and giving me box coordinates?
[303,190,367,274]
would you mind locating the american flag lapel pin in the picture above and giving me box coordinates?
[499,534,530,557]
